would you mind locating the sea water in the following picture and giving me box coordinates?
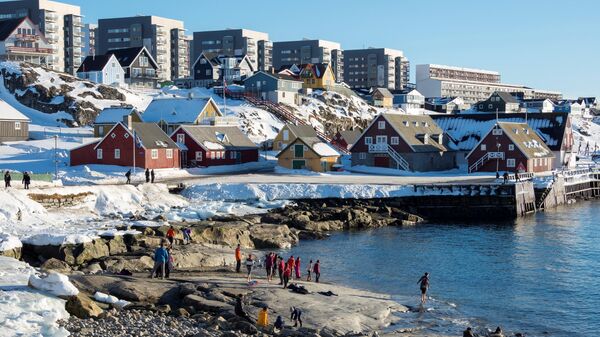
[278,202,600,336]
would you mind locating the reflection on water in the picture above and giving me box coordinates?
[278,202,600,336]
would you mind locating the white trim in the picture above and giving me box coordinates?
[93,123,146,151]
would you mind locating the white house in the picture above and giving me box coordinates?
[0,17,53,66]
[76,54,124,86]
[393,89,425,113]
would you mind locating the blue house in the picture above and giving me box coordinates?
[244,71,303,105]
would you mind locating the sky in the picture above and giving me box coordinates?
[67,0,599,99]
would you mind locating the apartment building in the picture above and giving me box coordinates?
[0,17,53,66]
[416,64,562,103]
[81,23,96,57]
[96,15,188,81]
[343,48,409,91]
[0,0,83,74]
[272,39,343,82]
[192,28,271,72]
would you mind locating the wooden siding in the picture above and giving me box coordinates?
[0,120,28,141]
[277,140,339,172]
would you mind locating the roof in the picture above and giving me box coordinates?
[490,91,519,104]
[0,17,25,41]
[0,99,29,121]
[380,114,449,152]
[108,47,158,68]
[245,71,301,83]
[373,88,394,98]
[276,137,339,158]
[432,113,569,152]
[94,122,178,151]
[284,124,319,138]
[77,54,115,73]
[142,97,221,124]
[338,129,362,145]
[299,63,331,79]
[178,125,257,150]
[94,107,136,124]
[495,122,554,159]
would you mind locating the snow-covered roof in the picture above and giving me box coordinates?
[0,99,29,121]
[312,141,340,157]
[277,136,339,158]
[177,125,257,150]
[142,97,221,124]
[94,107,136,124]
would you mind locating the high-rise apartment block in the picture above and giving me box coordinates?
[81,23,96,57]
[0,0,83,74]
[343,48,409,91]
[96,15,188,81]
[192,29,271,72]
[272,39,343,82]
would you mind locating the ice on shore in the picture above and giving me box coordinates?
[28,272,79,297]
[93,291,130,309]
[0,234,22,252]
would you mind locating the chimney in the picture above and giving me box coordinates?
[123,113,133,130]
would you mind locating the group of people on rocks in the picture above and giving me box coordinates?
[149,226,193,279]
[463,326,509,337]
[124,168,156,185]
[4,171,31,189]
[235,295,304,333]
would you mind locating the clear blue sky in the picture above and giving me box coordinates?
[69,0,599,99]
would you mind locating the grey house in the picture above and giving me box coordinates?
[0,99,29,142]
[476,92,520,113]
[244,71,303,105]
[108,46,159,89]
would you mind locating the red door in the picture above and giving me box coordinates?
[374,156,389,168]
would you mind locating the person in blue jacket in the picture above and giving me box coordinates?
[150,241,169,279]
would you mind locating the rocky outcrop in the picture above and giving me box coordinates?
[65,293,104,319]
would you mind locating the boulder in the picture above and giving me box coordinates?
[41,258,72,273]
[65,293,103,319]
[175,307,190,317]
[103,235,128,255]
[192,223,254,248]
[82,262,103,274]
[347,210,372,228]
[0,246,22,259]
[183,294,231,313]
[248,224,298,249]
[232,320,258,334]
[73,239,110,265]
[104,256,154,273]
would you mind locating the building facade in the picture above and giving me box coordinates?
[272,39,343,82]
[76,54,124,86]
[97,15,187,81]
[244,71,303,105]
[190,52,254,87]
[0,17,53,66]
[0,99,29,142]
[192,28,271,72]
[0,0,83,74]
[108,46,159,89]
[343,48,409,91]
[416,64,562,104]
[276,137,340,172]
[81,23,96,57]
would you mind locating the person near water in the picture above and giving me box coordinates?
[22,171,31,190]
[165,247,174,279]
[274,315,284,331]
[151,169,155,183]
[270,253,277,278]
[463,327,475,337]
[294,257,301,279]
[257,306,269,327]
[245,254,255,282]
[166,226,175,246]
[145,168,150,183]
[283,263,291,289]
[234,294,251,322]
[235,244,242,273]
[125,170,131,184]
[502,172,509,184]
[278,256,285,285]
[286,256,295,279]
[306,260,313,281]
[265,252,273,282]
[418,272,430,304]
[4,171,11,188]
[290,306,303,327]
[313,260,321,283]
[150,241,169,279]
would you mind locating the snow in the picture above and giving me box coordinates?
[142,96,215,124]
[93,291,130,308]
[95,107,136,124]
[28,271,79,297]
[0,98,29,121]
[0,234,22,252]
[203,141,225,150]
[312,142,340,157]
[0,257,70,337]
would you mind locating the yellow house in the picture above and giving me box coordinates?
[272,124,319,151]
[372,88,394,108]
[299,63,336,89]
[93,107,142,137]
[277,137,340,172]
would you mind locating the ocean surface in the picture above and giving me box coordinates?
[277,202,600,336]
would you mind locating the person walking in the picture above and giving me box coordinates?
[278,256,285,285]
[4,171,11,188]
[150,241,169,279]
[125,170,131,184]
[182,227,192,244]
[151,169,155,183]
[22,171,31,190]
[270,253,277,279]
[234,294,252,322]
[166,226,175,246]
[165,247,174,279]
[294,257,301,280]
[235,244,242,273]
[418,272,430,304]
[306,260,313,281]
[257,306,269,328]
[145,168,150,183]
[286,256,295,280]
[313,260,321,283]
[265,252,273,282]
[283,264,291,289]
[290,307,303,328]
[245,254,255,282]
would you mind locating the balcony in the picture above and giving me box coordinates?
[46,33,59,43]
[45,12,58,22]
[156,37,167,45]
[45,23,58,33]
[7,45,53,55]
[72,16,84,27]
[73,28,84,37]
[15,34,40,42]
[156,29,166,36]
[368,143,389,153]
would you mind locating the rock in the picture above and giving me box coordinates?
[260,213,289,224]
[28,271,79,297]
[178,283,197,297]
[156,304,171,313]
[183,294,231,313]
[291,214,312,228]
[175,307,190,317]
[73,239,110,265]
[232,320,258,334]
[192,223,254,248]
[347,210,372,228]
[248,224,298,249]
[0,246,21,259]
[65,293,103,319]
[82,262,103,274]
[104,256,154,273]
[103,235,128,255]
[41,258,72,273]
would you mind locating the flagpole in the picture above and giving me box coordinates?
[132,129,136,174]
[223,80,227,116]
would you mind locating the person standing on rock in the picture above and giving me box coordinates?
[306,260,313,281]
[4,171,11,188]
[294,257,301,280]
[150,241,169,279]
[22,171,31,190]
[165,247,174,279]
[235,244,242,273]
[418,272,430,305]
[245,254,255,282]
[290,307,303,328]
[234,294,252,322]
[182,227,192,245]
[278,256,285,285]
[286,256,295,280]
[283,263,291,289]
[274,315,284,332]
[151,169,155,183]
[265,252,273,282]
[313,260,321,283]
[125,170,131,184]
[257,306,269,328]
[145,168,150,183]
[166,226,175,246]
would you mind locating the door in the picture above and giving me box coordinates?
[374,156,389,168]
[294,144,304,158]
[292,160,306,169]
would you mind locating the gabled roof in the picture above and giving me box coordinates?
[95,122,178,150]
[372,88,393,98]
[142,96,222,124]
[176,125,257,150]
[338,129,362,145]
[193,52,254,71]
[489,91,519,104]
[299,63,331,79]
[94,106,137,124]
[77,54,116,73]
[245,71,302,83]
[108,47,158,68]
[0,17,26,41]
[276,136,339,158]
[495,122,553,159]
[0,99,29,121]
[283,124,319,138]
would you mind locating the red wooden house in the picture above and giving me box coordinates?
[170,125,258,167]
[331,129,362,151]
[466,122,554,173]
[70,122,180,169]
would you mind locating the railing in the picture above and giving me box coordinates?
[368,143,388,153]
[507,172,534,181]
[7,46,53,54]
[387,145,410,170]
[469,152,489,173]
[15,34,40,41]
[45,23,58,32]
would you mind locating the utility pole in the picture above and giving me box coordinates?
[54,135,58,180]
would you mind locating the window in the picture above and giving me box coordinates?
[283,130,289,141]
[359,152,366,160]
[166,149,173,159]
[507,158,515,168]
[195,151,203,161]
[294,144,304,158]
[14,121,20,130]
[139,56,149,67]
[378,121,386,129]
[210,151,215,159]
[508,144,514,151]
[480,144,487,151]
[111,133,116,139]
[391,137,399,145]
[364,137,373,145]
[114,149,120,159]
[376,135,387,144]
[488,104,493,109]
[97,149,103,159]
[216,151,221,159]
[151,149,158,159]
[177,134,185,143]
[230,151,237,159]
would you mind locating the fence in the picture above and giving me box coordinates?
[4,172,54,182]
